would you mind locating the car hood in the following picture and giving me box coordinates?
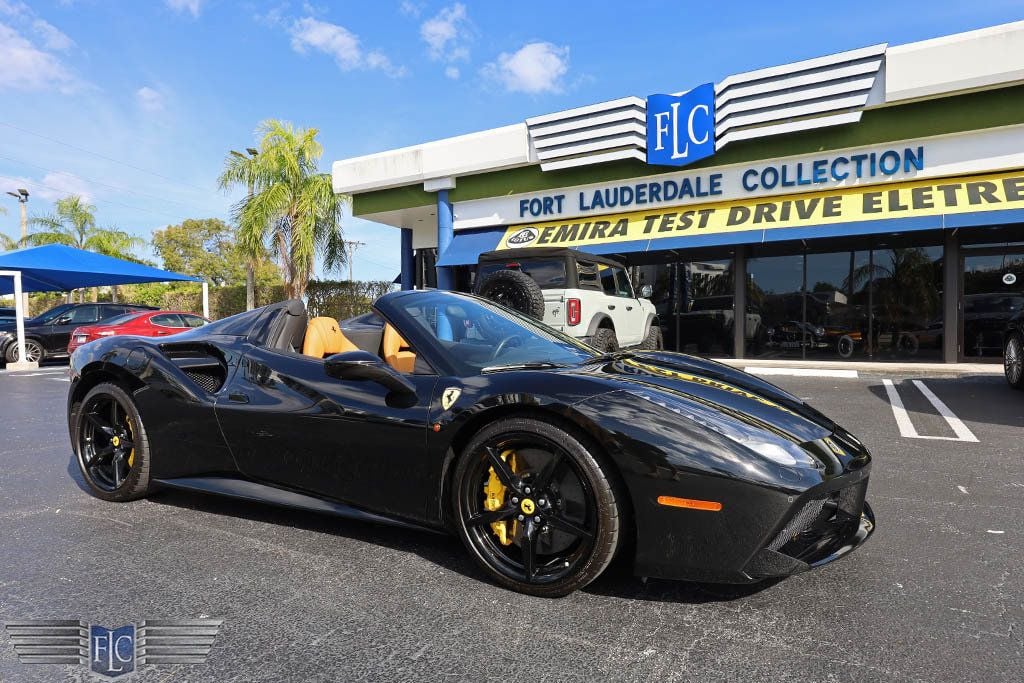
[569,351,837,443]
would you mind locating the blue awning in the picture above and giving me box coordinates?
[435,227,505,266]
[0,244,201,294]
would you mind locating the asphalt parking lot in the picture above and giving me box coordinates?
[0,366,1021,682]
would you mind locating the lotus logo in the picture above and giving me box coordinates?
[507,228,538,246]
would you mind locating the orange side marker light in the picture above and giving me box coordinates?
[657,496,722,512]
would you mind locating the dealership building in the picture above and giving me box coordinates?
[332,21,1024,364]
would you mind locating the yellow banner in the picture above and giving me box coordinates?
[497,170,1024,250]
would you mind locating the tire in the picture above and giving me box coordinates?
[72,382,152,502]
[836,334,855,359]
[1005,334,1024,390]
[477,269,545,320]
[452,416,622,597]
[5,338,44,363]
[639,324,664,350]
[591,327,619,352]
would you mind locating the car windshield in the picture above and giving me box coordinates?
[30,303,76,324]
[388,291,596,375]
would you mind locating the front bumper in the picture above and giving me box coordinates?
[743,501,875,579]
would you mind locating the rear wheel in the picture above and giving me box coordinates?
[452,417,622,597]
[1005,334,1024,390]
[5,339,44,363]
[73,383,152,502]
[591,327,619,352]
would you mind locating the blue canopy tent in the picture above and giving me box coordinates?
[0,244,204,370]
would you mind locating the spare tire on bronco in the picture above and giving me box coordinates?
[477,269,545,320]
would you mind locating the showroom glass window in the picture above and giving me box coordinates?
[746,254,805,359]
[960,237,1024,360]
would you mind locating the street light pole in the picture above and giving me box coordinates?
[5,189,29,315]
[231,148,259,310]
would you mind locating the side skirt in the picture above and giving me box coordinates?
[154,476,443,534]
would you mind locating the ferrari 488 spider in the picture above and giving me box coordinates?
[67,290,874,597]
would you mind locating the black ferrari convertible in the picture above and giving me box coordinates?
[67,290,874,597]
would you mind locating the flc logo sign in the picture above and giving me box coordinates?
[646,83,716,167]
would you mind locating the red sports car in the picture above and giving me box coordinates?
[68,310,209,353]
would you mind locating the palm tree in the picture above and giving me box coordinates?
[218,119,347,300]
[0,206,13,251]
[27,195,145,301]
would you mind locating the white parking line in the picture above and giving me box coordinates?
[881,379,978,442]
[911,379,979,442]
[745,367,859,378]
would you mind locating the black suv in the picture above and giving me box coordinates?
[0,302,157,364]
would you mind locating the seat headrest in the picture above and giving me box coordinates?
[303,317,358,358]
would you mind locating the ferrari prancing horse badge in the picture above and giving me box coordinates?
[441,387,461,411]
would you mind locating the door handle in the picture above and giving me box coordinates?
[228,392,250,404]
[607,305,616,310]
[626,306,633,311]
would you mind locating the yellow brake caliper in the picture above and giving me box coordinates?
[126,418,135,467]
[483,449,518,545]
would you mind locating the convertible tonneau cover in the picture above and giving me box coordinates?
[477,247,625,269]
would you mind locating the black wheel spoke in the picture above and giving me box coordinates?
[533,450,564,491]
[483,446,516,489]
[90,445,115,465]
[467,508,516,527]
[522,521,538,583]
[85,413,114,435]
[547,513,594,540]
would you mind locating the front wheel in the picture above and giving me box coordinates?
[72,383,153,502]
[452,417,622,597]
[1005,334,1024,390]
[5,339,44,363]
[640,325,664,350]
[591,327,619,353]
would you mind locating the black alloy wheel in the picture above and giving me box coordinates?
[453,417,621,597]
[1006,334,1024,389]
[74,383,152,501]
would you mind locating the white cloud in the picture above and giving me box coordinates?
[32,18,74,51]
[289,17,405,77]
[0,1,29,17]
[136,86,165,112]
[482,42,569,94]
[0,22,76,92]
[399,1,422,18]
[420,3,469,62]
[444,65,460,80]
[11,171,93,203]
[165,0,203,18]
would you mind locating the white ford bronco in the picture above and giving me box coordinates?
[473,248,662,352]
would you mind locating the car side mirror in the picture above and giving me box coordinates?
[639,285,653,299]
[324,350,416,396]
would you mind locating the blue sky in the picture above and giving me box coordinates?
[0,1,1021,282]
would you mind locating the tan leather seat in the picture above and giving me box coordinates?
[383,324,416,373]
[302,317,358,358]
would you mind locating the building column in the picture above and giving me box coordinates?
[424,177,457,291]
[943,230,960,363]
[400,228,414,290]
[732,246,747,360]
[435,189,454,290]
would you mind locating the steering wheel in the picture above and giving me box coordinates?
[490,334,524,361]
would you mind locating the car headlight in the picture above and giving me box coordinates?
[627,387,821,469]
[815,326,825,337]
